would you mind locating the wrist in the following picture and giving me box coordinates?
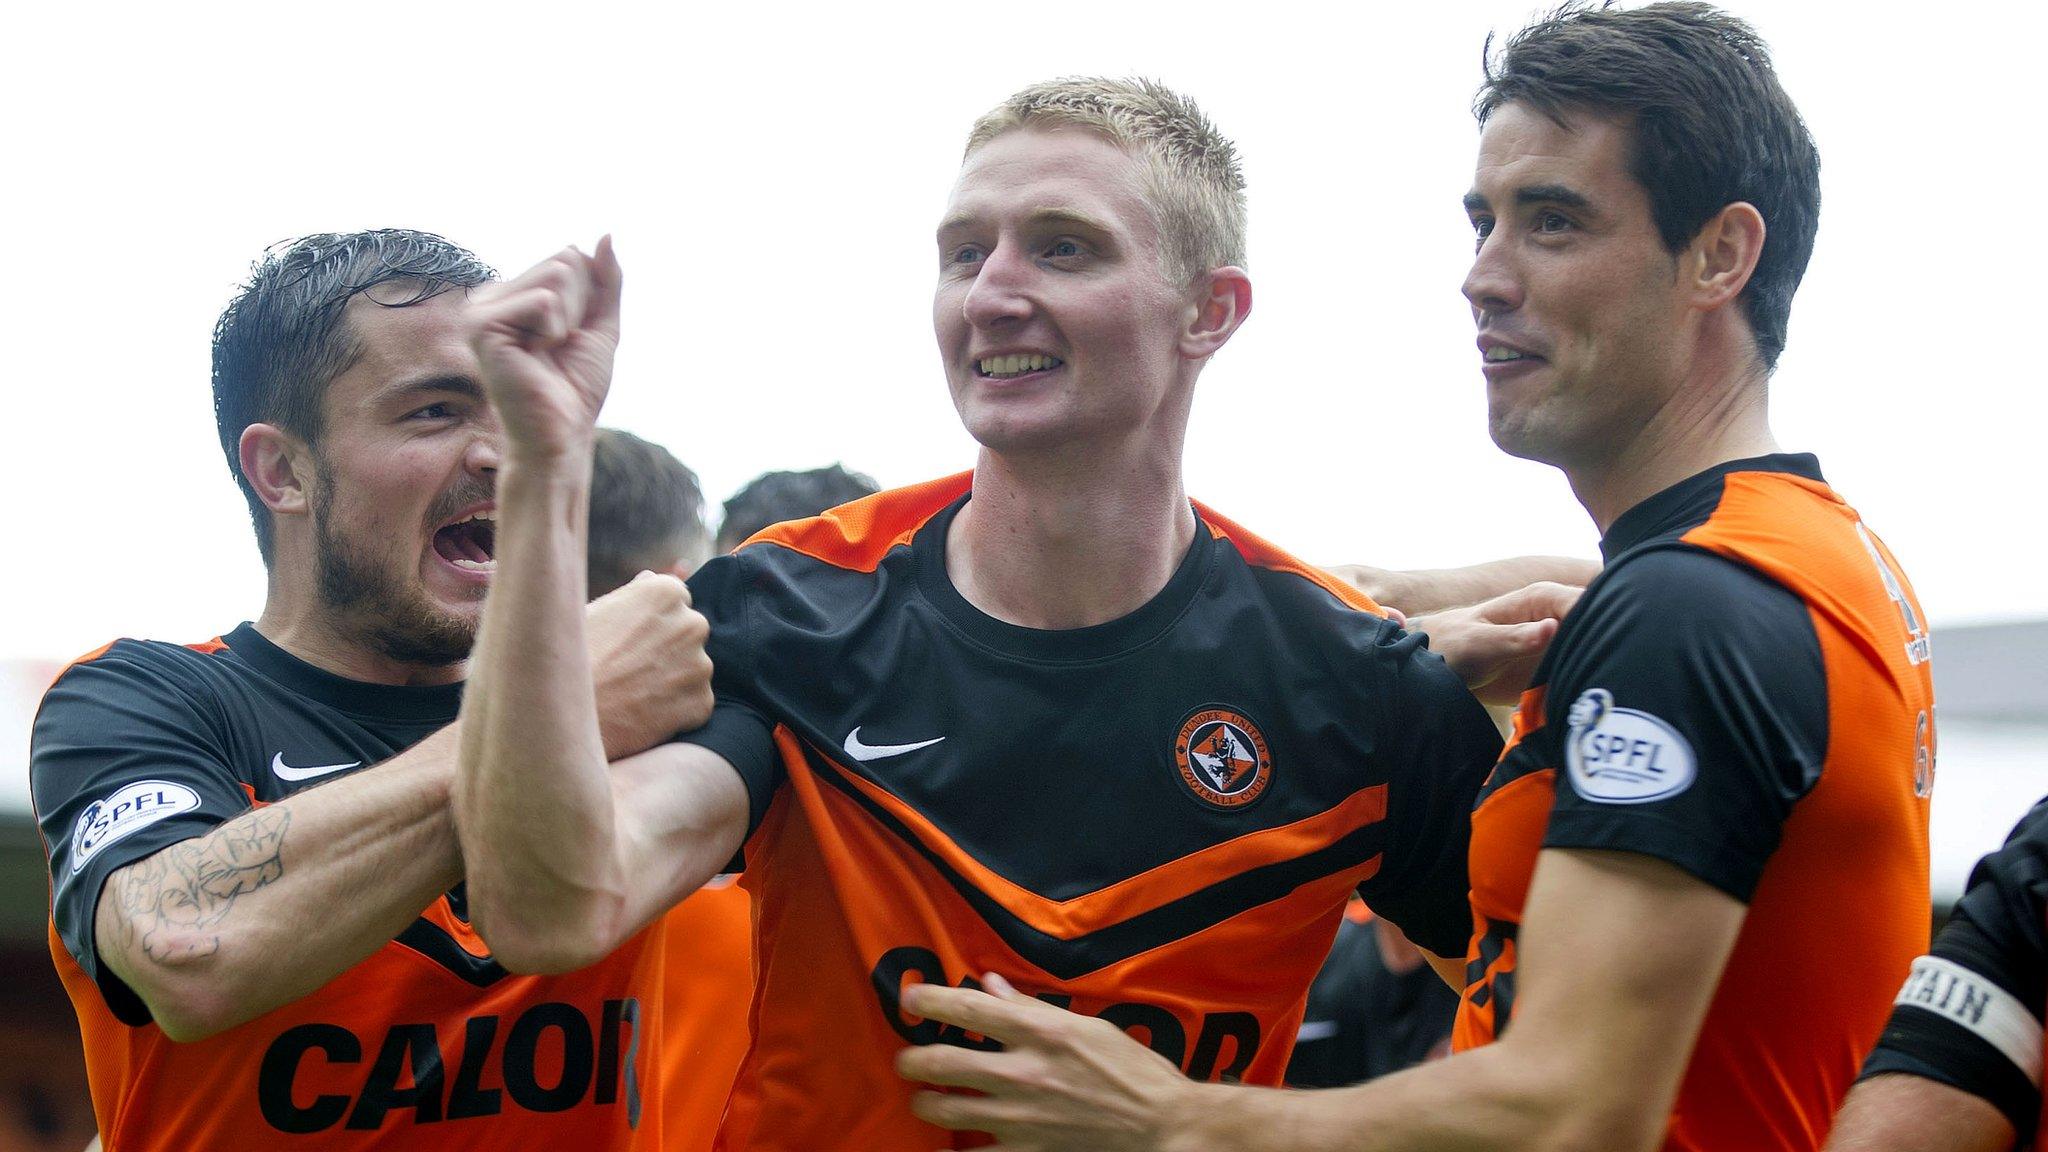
[497,452,594,500]
[500,436,595,479]
[1160,1080,1237,1152]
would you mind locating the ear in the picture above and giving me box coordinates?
[1688,202,1765,313]
[238,423,314,519]
[1179,266,1253,360]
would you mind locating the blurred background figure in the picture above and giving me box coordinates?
[715,464,880,553]
[1285,896,1457,1089]
[589,428,715,591]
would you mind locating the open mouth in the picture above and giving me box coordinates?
[976,353,1064,380]
[432,512,496,572]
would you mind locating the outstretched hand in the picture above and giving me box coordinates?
[895,974,1193,1152]
[465,237,624,461]
[1412,581,1582,706]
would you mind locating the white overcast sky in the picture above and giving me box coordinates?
[1,0,2041,662]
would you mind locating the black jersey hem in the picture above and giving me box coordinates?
[1541,809,1765,903]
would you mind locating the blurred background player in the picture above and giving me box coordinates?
[714,464,880,554]
[30,230,710,1150]
[1826,797,2048,1152]
[1285,898,1456,1089]
[589,428,715,592]
[897,7,1936,1151]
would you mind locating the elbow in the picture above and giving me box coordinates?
[125,954,248,1043]
[468,890,628,976]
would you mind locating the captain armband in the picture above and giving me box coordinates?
[1893,955,2044,1086]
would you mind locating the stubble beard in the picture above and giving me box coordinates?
[311,481,477,668]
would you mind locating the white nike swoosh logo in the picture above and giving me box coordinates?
[842,727,945,762]
[271,753,362,782]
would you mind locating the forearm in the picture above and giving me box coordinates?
[1371,556,1598,615]
[1176,1041,1592,1152]
[1825,1075,2016,1152]
[98,728,461,1040]
[455,454,623,970]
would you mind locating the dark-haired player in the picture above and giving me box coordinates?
[31,231,711,1149]
[1826,798,2047,1152]
[897,7,1934,1151]
[452,80,1582,1151]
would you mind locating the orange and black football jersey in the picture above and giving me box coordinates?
[1456,454,1934,1151]
[31,624,670,1150]
[677,472,1501,1149]
[1862,795,2048,1145]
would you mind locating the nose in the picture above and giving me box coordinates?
[960,242,1033,330]
[467,408,504,476]
[1462,231,1523,320]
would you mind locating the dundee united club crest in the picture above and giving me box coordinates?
[1174,707,1272,809]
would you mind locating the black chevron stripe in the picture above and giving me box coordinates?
[802,742,1385,980]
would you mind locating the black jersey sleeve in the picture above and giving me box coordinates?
[1538,546,1828,902]
[1357,625,1503,959]
[679,552,783,837]
[1861,798,2048,1141]
[29,648,253,1022]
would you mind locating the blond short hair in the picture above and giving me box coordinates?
[964,77,1247,286]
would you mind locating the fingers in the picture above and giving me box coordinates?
[584,234,624,339]
[1480,580,1582,625]
[901,982,1037,1046]
[907,1087,1027,1134]
[896,1042,1019,1092]
[472,242,613,350]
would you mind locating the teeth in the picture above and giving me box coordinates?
[1485,346,1525,362]
[978,353,1063,378]
[454,512,495,525]
[447,557,494,571]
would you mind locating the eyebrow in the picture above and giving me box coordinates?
[937,207,1118,239]
[1464,184,1593,214]
[382,374,485,403]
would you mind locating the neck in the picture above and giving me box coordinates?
[1569,345,1780,535]
[253,566,467,688]
[947,443,1197,630]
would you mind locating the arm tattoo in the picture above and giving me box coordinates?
[113,808,293,964]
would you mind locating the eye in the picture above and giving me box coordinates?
[1536,211,1573,234]
[947,244,986,267]
[1471,216,1495,249]
[407,402,455,421]
[1044,239,1085,259]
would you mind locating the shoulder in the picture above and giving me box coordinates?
[1567,544,1816,666]
[39,636,232,716]
[736,472,970,574]
[1194,499,1388,619]
[1199,510,1474,717]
